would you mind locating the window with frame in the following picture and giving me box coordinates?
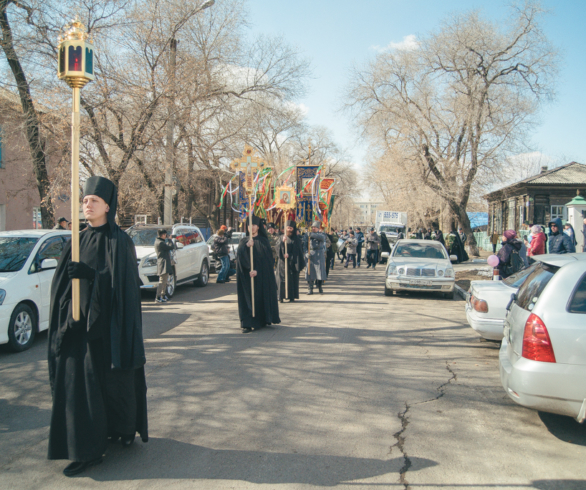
[29,237,63,273]
[135,215,148,225]
[551,205,565,221]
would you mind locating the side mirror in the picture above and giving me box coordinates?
[506,292,517,312]
[41,258,58,270]
[175,242,184,249]
[449,255,458,263]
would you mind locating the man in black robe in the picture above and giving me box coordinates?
[48,176,148,477]
[237,215,281,333]
[380,232,392,263]
[277,220,305,303]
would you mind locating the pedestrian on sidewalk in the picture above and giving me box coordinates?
[344,231,358,269]
[490,231,500,253]
[48,176,148,477]
[327,229,338,273]
[355,227,364,267]
[53,217,68,230]
[423,228,432,240]
[155,229,175,303]
[526,224,546,259]
[496,229,524,279]
[303,221,328,295]
[277,220,305,303]
[237,216,280,333]
[365,227,380,268]
[213,225,236,283]
[548,218,575,254]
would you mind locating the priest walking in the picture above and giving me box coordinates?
[48,176,148,477]
[303,221,328,295]
[277,220,306,302]
[236,216,281,333]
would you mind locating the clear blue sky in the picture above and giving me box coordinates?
[246,0,586,170]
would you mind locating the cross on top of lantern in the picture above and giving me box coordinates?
[58,18,95,89]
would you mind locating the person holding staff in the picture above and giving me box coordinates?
[277,220,305,303]
[303,221,328,295]
[47,176,148,476]
[236,216,281,333]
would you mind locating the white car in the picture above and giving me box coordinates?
[207,231,245,272]
[0,230,71,351]
[126,224,209,297]
[466,255,578,341]
[385,239,456,298]
[500,253,586,422]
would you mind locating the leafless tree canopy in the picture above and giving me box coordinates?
[346,1,558,253]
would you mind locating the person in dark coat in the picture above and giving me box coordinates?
[355,228,365,267]
[548,218,575,254]
[48,176,148,477]
[446,227,469,263]
[237,215,281,333]
[53,217,69,230]
[433,228,446,248]
[154,229,174,302]
[496,229,523,279]
[303,221,328,294]
[423,228,432,240]
[277,220,305,302]
[379,231,391,263]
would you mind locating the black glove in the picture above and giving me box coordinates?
[67,261,95,280]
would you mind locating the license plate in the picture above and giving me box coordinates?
[409,280,432,286]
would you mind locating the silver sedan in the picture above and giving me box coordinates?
[500,253,586,422]
[385,240,455,299]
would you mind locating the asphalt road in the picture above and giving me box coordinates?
[1,264,585,489]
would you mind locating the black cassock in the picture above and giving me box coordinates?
[276,235,306,300]
[48,222,148,462]
[237,235,281,330]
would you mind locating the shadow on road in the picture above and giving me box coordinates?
[538,412,586,446]
[88,437,437,485]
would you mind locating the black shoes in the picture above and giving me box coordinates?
[63,457,103,477]
[306,288,313,295]
[242,328,252,333]
[318,286,324,294]
[216,280,225,284]
[121,434,135,447]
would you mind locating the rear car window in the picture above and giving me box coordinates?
[568,273,586,314]
[502,262,538,288]
[515,263,559,311]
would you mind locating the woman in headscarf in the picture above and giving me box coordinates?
[527,224,546,259]
[237,216,281,332]
[496,229,523,279]
[48,176,148,477]
[277,220,306,303]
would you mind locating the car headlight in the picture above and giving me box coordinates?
[437,269,444,277]
[0,289,5,305]
[397,267,404,275]
[387,265,397,276]
[143,257,157,268]
[444,268,454,278]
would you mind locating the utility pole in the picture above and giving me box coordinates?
[164,38,177,226]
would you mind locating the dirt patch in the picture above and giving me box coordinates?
[456,270,491,292]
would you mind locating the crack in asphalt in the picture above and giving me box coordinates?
[391,362,457,490]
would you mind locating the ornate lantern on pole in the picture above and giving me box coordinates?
[57,19,95,321]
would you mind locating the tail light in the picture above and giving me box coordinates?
[522,314,556,363]
[470,295,488,313]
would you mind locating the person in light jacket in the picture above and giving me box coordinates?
[344,231,358,269]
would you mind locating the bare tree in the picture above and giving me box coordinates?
[346,2,558,254]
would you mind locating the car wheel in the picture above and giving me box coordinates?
[195,260,209,287]
[166,272,176,298]
[8,304,37,352]
[384,285,392,296]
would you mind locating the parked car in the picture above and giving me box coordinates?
[126,224,209,297]
[499,253,586,422]
[467,254,578,341]
[0,230,71,351]
[206,231,245,273]
[385,239,456,299]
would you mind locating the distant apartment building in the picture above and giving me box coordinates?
[355,201,385,227]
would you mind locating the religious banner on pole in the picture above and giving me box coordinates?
[295,165,319,225]
[230,145,267,222]
[319,178,335,227]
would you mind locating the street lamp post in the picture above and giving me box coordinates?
[58,19,95,321]
[163,0,215,225]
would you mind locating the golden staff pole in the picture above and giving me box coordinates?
[247,164,255,317]
[71,87,81,320]
[285,237,288,300]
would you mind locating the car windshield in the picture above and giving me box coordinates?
[0,237,39,272]
[502,263,538,288]
[393,243,446,259]
[127,228,158,246]
[380,226,403,233]
[515,262,559,311]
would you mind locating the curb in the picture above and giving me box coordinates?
[454,284,468,300]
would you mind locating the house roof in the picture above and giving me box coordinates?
[485,162,586,199]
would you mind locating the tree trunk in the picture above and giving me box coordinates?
[0,2,54,228]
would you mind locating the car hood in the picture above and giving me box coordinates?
[389,258,449,268]
[135,246,155,260]
[0,272,18,285]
